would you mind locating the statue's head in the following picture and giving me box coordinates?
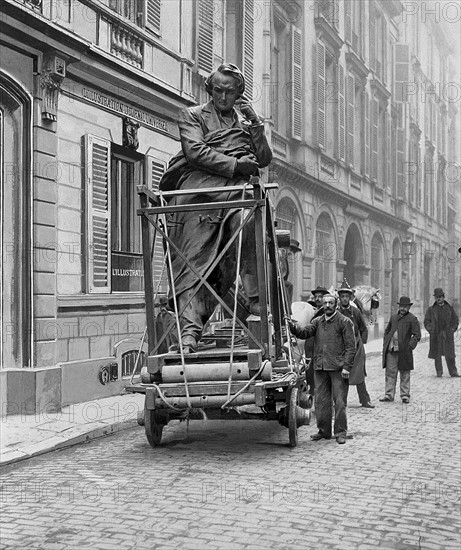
[205,63,245,114]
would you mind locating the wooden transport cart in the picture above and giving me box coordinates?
[126,179,312,447]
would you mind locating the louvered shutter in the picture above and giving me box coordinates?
[371,98,379,180]
[345,0,352,44]
[317,40,326,150]
[197,0,214,73]
[146,0,161,34]
[347,73,355,166]
[386,112,391,189]
[338,64,345,161]
[396,128,405,199]
[382,19,387,83]
[369,3,376,72]
[145,156,168,294]
[291,25,302,140]
[85,135,111,293]
[364,91,370,177]
[394,44,410,102]
[243,0,254,100]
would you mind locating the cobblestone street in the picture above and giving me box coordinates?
[1,340,460,550]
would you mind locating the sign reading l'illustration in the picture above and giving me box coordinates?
[111,252,144,292]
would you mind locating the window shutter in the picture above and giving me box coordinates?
[345,0,352,44]
[347,74,355,166]
[338,64,345,161]
[364,91,370,177]
[382,18,387,83]
[197,0,214,72]
[386,112,391,189]
[85,135,111,293]
[394,44,410,102]
[369,3,376,71]
[146,0,161,34]
[371,98,379,180]
[396,128,405,199]
[317,40,326,150]
[145,156,168,294]
[243,0,254,100]
[291,25,302,140]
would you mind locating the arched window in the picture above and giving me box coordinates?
[276,197,297,234]
[315,213,335,287]
[371,232,384,290]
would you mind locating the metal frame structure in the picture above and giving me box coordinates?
[126,179,312,447]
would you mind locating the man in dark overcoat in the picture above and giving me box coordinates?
[380,296,421,403]
[424,288,459,377]
[337,280,374,409]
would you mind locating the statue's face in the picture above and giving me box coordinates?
[211,72,240,114]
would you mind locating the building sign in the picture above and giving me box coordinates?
[61,83,178,138]
[111,252,144,292]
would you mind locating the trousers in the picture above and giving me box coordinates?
[314,369,349,438]
[385,351,411,400]
[178,210,258,343]
[434,355,458,376]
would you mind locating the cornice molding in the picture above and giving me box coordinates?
[345,50,369,84]
[315,17,344,55]
[271,158,411,232]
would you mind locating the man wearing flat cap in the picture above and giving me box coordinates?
[424,288,459,377]
[380,296,421,403]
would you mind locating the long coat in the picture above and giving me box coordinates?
[382,311,421,371]
[424,301,459,359]
[338,305,368,385]
[159,101,272,302]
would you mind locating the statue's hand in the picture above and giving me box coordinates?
[236,155,259,176]
[238,101,260,124]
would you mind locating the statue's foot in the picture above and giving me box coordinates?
[248,298,261,316]
[181,335,197,354]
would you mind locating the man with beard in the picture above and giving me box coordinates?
[380,296,421,403]
[289,294,355,444]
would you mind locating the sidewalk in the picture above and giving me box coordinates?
[1,393,145,467]
[0,331,429,468]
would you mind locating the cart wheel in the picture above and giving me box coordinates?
[144,407,165,447]
[288,386,299,448]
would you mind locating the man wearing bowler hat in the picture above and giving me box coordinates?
[380,296,421,403]
[424,288,459,377]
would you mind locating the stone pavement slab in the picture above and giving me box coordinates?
[0,393,145,467]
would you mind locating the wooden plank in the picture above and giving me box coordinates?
[138,199,265,216]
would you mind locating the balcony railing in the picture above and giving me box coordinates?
[110,22,143,68]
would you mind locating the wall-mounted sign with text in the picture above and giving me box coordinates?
[111,252,144,292]
[61,83,179,139]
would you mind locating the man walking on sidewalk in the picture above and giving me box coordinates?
[380,296,421,404]
[424,288,459,377]
[289,294,355,444]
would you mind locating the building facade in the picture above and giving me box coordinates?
[1,0,460,412]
